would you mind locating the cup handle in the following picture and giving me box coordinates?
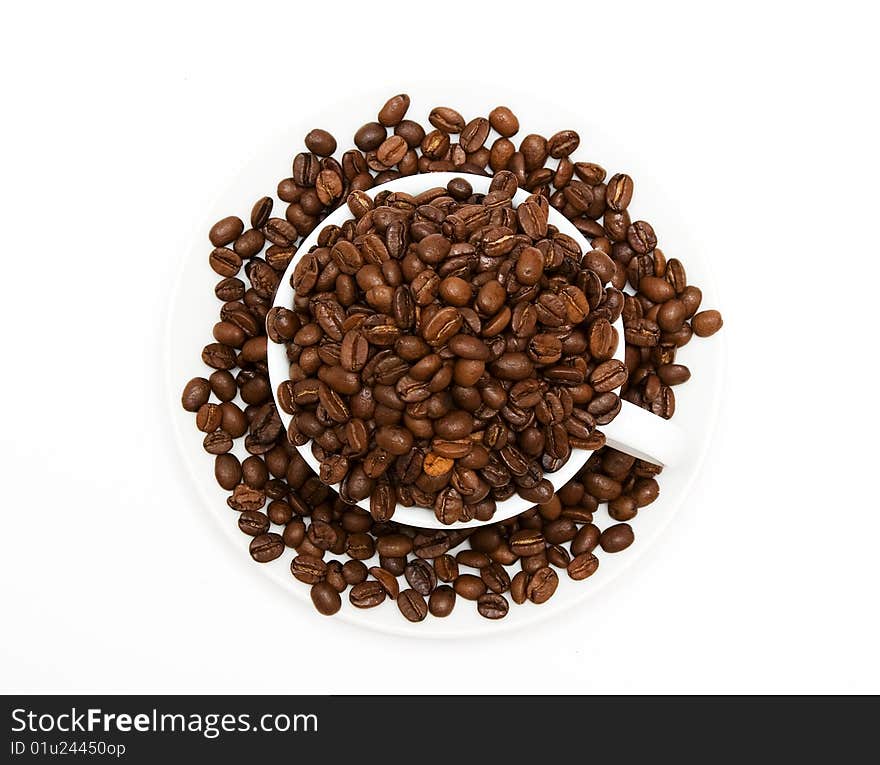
[601,400,687,467]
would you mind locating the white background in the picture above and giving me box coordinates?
[1,0,878,693]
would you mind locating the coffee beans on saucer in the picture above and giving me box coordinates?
[182,93,723,622]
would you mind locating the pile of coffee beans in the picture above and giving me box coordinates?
[182,93,723,621]
[274,175,625,524]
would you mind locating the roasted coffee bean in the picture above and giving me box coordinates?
[692,309,723,337]
[214,454,241,490]
[305,128,337,157]
[476,592,509,620]
[367,566,399,599]
[600,523,635,552]
[570,161,603,184]
[454,574,487,601]
[209,216,244,247]
[405,559,437,596]
[398,588,429,621]
[590,359,628,393]
[510,571,529,604]
[488,105,519,137]
[218,402,247,438]
[433,554,459,582]
[240,455,269,489]
[457,550,490,569]
[292,153,320,187]
[568,552,599,580]
[325,562,347,593]
[203,430,233,455]
[182,377,211,412]
[460,117,490,152]
[209,247,242,277]
[378,94,410,127]
[369,480,395,522]
[520,134,548,171]
[526,566,558,603]
[291,555,327,584]
[628,220,657,254]
[658,300,687,333]
[355,122,386,151]
[510,529,545,557]
[548,129,579,158]
[342,560,369,586]
[480,562,511,594]
[605,173,634,211]
[282,519,306,549]
[249,533,284,563]
[350,580,387,608]
[429,585,456,617]
[570,523,601,556]
[657,363,691,385]
[310,582,341,615]
[238,510,270,537]
[428,106,465,133]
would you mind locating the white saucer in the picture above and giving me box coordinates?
[164,86,725,637]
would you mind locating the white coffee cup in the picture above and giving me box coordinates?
[268,173,685,529]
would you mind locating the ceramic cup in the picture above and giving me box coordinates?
[268,173,685,529]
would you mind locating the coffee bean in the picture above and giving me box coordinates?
[370,480,396,522]
[599,523,635,552]
[341,560,368,586]
[429,585,456,617]
[203,430,233,455]
[692,309,723,337]
[182,377,211,412]
[657,363,690,386]
[377,135,408,167]
[369,566,400,599]
[429,107,465,133]
[305,128,337,157]
[571,523,601,555]
[398,589,428,622]
[480,562,511,594]
[477,593,509,619]
[250,196,273,228]
[460,117,490,153]
[526,566,558,603]
[209,216,244,247]
[454,574,487,601]
[404,559,437,596]
[311,582,341,615]
[433,554,459,582]
[520,134,548,171]
[214,454,241,490]
[355,122,386,152]
[238,510,270,537]
[489,106,519,137]
[590,359,628,393]
[350,580,387,608]
[378,94,410,127]
[568,553,599,580]
[510,529,545,557]
[282,519,306,549]
[548,130,579,158]
[249,533,284,563]
[209,247,242,277]
[628,220,657,254]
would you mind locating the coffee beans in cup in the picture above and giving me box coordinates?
[275,177,624,525]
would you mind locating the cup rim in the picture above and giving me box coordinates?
[267,171,626,529]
